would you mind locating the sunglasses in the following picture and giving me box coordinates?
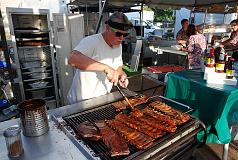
[111,27,129,37]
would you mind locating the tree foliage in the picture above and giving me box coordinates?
[150,8,175,22]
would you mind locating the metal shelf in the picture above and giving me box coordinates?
[16,37,48,41]
[23,77,52,82]
[25,85,54,91]
[23,76,53,82]
[14,29,50,33]
[7,8,59,107]
[21,65,51,70]
[17,45,50,49]
[44,96,56,101]
[22,69,52,75]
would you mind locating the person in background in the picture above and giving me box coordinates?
[67,12,131,104]
[185,24,207,69]
[220,19,238,61]
[176,19,189,47]
[123,22,137,62]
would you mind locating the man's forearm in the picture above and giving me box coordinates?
[221,39,238,49]
[221,39,230,46]
[68,50,107,72]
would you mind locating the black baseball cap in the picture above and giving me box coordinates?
[105,12,132,31]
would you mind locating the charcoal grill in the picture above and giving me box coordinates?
[52,93,206,160]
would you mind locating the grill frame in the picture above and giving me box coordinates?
[52,95,205,160]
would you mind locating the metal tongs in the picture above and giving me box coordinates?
[116,85,134,109]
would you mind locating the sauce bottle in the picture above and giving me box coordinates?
[216,53,225,73]
[224,55,231,72]
[226,58,235,79]
[207,48,215,67]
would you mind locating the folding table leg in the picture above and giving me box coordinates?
[222,127,233,160]
[222,143,229,160]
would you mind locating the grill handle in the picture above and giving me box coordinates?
[196,118,207,147]
[159,96,193,111]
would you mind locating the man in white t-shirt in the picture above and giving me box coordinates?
[67,12,131,104]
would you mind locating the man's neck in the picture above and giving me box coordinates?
[102,32,113,48]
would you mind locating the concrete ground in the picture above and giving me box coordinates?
[192,143,238,160]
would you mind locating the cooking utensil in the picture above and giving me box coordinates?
[116,85,133,109]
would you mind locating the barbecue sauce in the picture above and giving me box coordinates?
[206,47,215,67]
[226,58,235,79]
[216,53,225,73]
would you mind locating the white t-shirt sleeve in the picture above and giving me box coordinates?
[73,37,95,57]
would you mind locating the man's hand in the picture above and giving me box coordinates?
[119,74,129,88]
[104,66,120,86]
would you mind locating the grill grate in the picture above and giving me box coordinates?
[64,104,138,160]
[63,99,200,160]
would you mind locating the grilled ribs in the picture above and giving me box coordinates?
[107,119,154,150]
[142,108,178,126]
[131,109,177,132]
[95,120,130,157]
[77,121,101,141]
[115,113,165,139]
[112,95,149,111]
[149,101,190,124]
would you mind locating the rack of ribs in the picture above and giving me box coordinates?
[112,95,149,111]
[77,121,101,141]
[112,100,128,111]
[94,120,130,157]
[149,101,190,124]
[107,119,154,150]
[142,108,178,126]
[131,109,177,133]
[115,113,165,139]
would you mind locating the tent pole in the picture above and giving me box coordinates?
[99,0,102,33]
[189,7,195,23]
[202,8,207,34]
[86,3,89,36]
[223,13,226,24]
[95,0,107,33]
[140,3,143,68]
[140,3,143,37]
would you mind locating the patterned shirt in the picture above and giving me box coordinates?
[187,34,207,69]
[176,28,188,41]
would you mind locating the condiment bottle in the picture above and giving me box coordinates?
[207,48,215,67]
[216,53,225,73]
[225,55,231,72]
[226,58,235,79]
[3,126,24,157]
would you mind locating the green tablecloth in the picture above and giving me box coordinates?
[165,70,238,144]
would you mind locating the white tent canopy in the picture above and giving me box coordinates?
[69,0,238,9]
[68,0,237,33]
